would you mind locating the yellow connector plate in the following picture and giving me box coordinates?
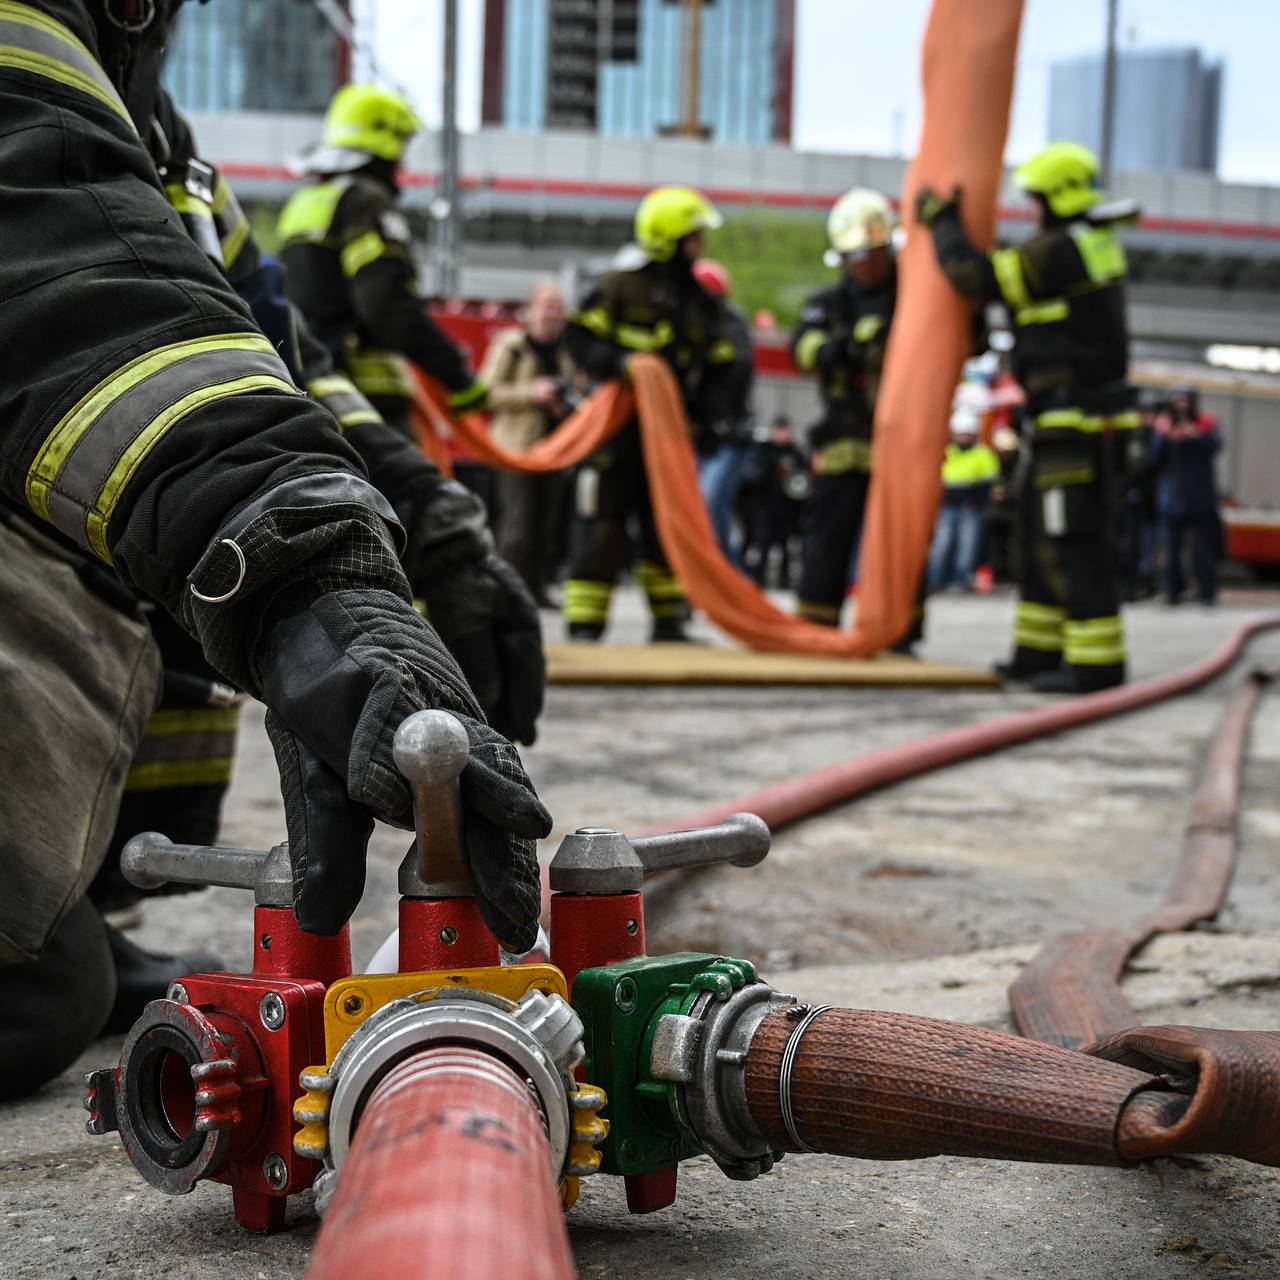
[322,964,569,1062]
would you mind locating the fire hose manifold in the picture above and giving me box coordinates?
[85,699,1280,1278]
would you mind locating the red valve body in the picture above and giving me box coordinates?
[398,896,501,970]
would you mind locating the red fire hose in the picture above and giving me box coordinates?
[306,1046,576,1280]
[651,614,1280,837]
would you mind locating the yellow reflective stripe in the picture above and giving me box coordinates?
[86,372,297,561]
[341,230,387,277]
[1066,617,1124,638]
[853,314,884,344]
[1015,298,1069,326]
[0,2,135,131]
[448,380,487,411]
[220,210,251,271]
[348,351,413,397]
[794,329,827,371]
[1018,602,1066,624]
[126,758,235,790]
[708,338,736,364]
[563,578,613,623]
[1079,411,1141,432]
[1064,615,1125,665]
[1069,224,1126,284]
[991,247,1031,311]
[278,177,351,244]
[615,320,674,353]
[307,375,381,430]
[797,600,842,624]
[26,333,282,523]
[813,437,873,474]
[634,560,683,599]
[1035,409,1085,430]
[144,707,241,736]
[164,182,213,219]
[574,307,614,341]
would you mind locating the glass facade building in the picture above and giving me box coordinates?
[482,0,795,145]
[1048,47,1222,175]
[164,0,347,115]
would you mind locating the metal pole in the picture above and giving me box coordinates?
[1099,0,1119,187]
[679,0,704,137]
[438,0,461,297]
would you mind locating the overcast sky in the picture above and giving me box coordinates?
[354,0,1280,185]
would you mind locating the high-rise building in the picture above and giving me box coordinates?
[1048,47,1222,174]
[164,0,349,115]
[482,0,795,145]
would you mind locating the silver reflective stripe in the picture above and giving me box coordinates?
[307,375,381,431]
[0,3,134,131]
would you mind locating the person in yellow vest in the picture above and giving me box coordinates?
[928,405,1002,592]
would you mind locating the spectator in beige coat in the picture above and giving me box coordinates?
[481,281,579,605]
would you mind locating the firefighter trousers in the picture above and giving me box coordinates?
[1009,429,1127,689]
[563,422,685,638]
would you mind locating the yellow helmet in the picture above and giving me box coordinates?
[824,187,895,266]
[305,84,421,173]
[634,187,723,262]
[1014,142,1101,218]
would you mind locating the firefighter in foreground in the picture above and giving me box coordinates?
[563,186,742,641]
[0,0,549,1100]
[918,142,1137,692]
[278,84,487,431]
[791,188,922,640]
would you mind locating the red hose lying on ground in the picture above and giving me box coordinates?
[650,614,1280,836]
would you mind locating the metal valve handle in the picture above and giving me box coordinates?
[392,709,472,898]
[121,832,292,907]
[548,812,770,894]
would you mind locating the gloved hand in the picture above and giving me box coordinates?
[255,584,552,949]
[421,554,545,746]
[916,185,962,227]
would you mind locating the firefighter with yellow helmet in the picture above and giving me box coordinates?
[563,185,743,640]
[278,84,487,432]
[791,188,912,633]
[918,142,1139,692]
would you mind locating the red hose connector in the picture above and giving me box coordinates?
[307,1045,577,1280]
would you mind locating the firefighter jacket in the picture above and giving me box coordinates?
[0,0,390,621]
[566,258,741,433]
[930,207,1136,429]
[790,267,896,473]
[277,170,485,412]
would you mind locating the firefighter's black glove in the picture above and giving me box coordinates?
[916,185,962,227]
[256,585,551,948]
[421,555,545,747]
[394,477,546,745]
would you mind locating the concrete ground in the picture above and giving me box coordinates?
[3,587,1280,1279]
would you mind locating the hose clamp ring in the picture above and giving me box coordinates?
[778,1004,831,1155]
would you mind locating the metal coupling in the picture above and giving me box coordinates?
[648,963,797,1180]
[301,986,606,1212]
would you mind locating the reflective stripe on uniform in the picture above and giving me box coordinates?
[125,705,241,792]
[797,599,842,625]
[340,229,388,277]
[1013,601,1065,652]
[853,314,884,344]
[1064,614,1125,666]
[277,176,352,244]
[1080,410,1141,432]
[448,379,488,412]
[26,333,299,560]
[991,247,1031,311]
[708,337,737,365]
[212,173,251,272]
[1015,297,1069,326]
[347,349,414,398]
[793,329,827,371]
[0,2,135,130]
[307,374,381,430]
[562,578,613,625]
[813,437,873,475]
[573,306,615,341]
[164,180,224,264]
[634,559,684,617]
[615,320,675,353]
[1069,224,1127,284]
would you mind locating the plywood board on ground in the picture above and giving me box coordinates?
[546,642,1000,687]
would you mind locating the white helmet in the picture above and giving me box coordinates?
[824,187,895,267]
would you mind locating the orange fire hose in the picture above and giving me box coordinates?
[306,1046,575,1280]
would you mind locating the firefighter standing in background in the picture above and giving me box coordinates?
[791,188,902,629]
[563,186,741,641]
[277,84,487,432]
[918,141,1138,692]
